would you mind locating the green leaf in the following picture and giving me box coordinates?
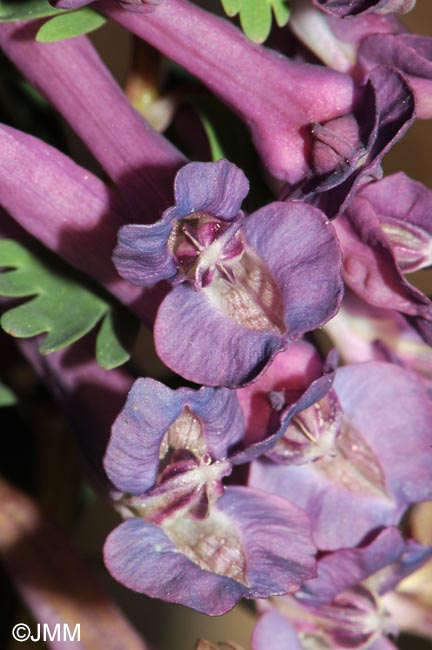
[220,0,290,42]
[0,0,63,22]
[0,239,136,369]
[199,112,226,162]
[221,0,242,16]
[188,94,273,210]
[271,0,290,27]
[96,308,139,371]
[35,7,106,43]
[0,380,17,407]
[239,0,272,44]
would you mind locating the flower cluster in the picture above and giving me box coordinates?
[0,0,432,649]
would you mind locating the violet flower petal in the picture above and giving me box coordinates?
[236,341,326,447]
[359,34,432,119]
[104,486,316,614]
[242,203,343,337]
[313,0,415,18]
[289,1,399,73]
[172,160,249,221]
[154,282,283,387]
[113,160,249,287]
[250,362,432,549]
[154,200,342,388]
[252,611,302,650]
[300,527,406,604]
[104,377,245,493]
[114,219,178,287]
[335,194,432,318]
[104,518,247,615]
[359,172,432,272]
[0,21,185,220]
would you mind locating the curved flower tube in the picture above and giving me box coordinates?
[101,0,414,217]
[0,21,185,220]
[103,377,317,614]
[114,160,344,387]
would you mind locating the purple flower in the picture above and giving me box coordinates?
[249,360,432,549]
[325,291,432,396]
[233,341,338,463]
[333,174,432,327]
[103,378,316,614]
[289,1,401,73]
[113,160,343,387]
[313,0,415,18]
[101,0,413,215]
[0,23,185,220]
[252,526,432,650]
[358,33,432,119]
[281,66,415,217]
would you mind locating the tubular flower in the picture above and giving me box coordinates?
[113,160,343,387]
[103,378,317,615]
[101,0,414,216]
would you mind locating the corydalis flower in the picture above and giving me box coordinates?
[334,173,432,328]
[114,160,343,387]
[249,359,432,549]
[252,527,432,650]
[103,378,316,615]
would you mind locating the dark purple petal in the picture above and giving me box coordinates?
[252,611,302,650]
[172,160,249,221]
[335,195,432,317]
[359,34,432,119]
[250,362,432,549]
[282,66,415,217]
[186,386,245,458]
[313,0,415,18]
[154,283,284,387]
[113,218,177,287]
[242,202,344,336]
[289,3,399,73]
